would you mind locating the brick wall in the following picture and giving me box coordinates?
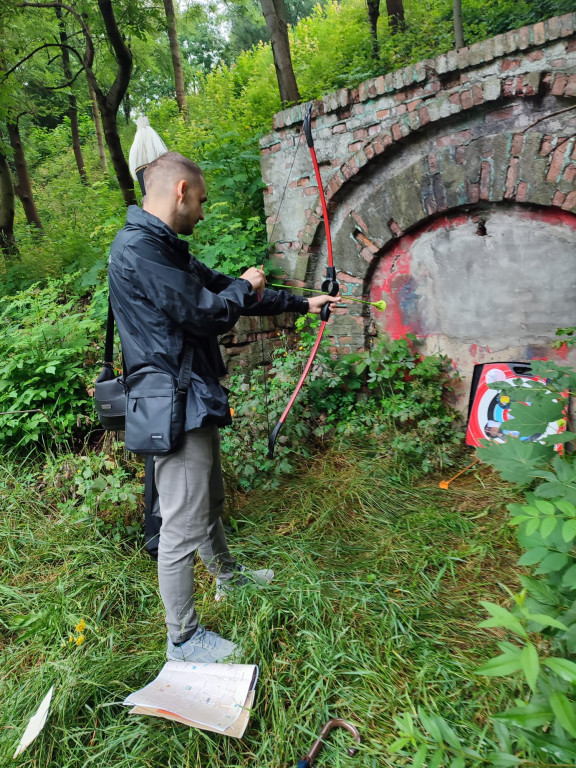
[256,12,576,399]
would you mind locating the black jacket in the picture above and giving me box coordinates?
[108,206,307,429]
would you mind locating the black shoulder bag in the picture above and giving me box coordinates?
[94,301,126,430]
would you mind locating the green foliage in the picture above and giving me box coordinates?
[0,274,105,446]
[389,359,576,766]
[221,322,462,490]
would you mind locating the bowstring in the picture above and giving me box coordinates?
[259,117,307,447]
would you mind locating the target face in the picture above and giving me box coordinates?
[466,362,566,448]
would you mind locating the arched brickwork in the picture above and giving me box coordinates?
[259,12,576,403]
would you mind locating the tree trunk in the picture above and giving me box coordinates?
[0,149,19,259]
[366,0,380,60]
[163,0,188,117]
[7,119,43,230]
[123,91,131,125]
[85,0,136,206]
[260,0,301,106]
[453,0,465,49]
[89,81,108,172]
[56,6,87,183]
[386,0,405,33]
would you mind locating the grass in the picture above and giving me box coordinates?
[0,445,523,767]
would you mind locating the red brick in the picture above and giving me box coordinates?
[518,26,531,48]
[304,185,318,196]
[504,158,518,198]
[467,183,480,203]
[511,134,524,156]
[297,176,311,186]
[264,185,274,195]
[472,85,483,105]
[348,141,363,152]
[375,75,386,93]
[376,109,390,119]
[437,129,473,147]
[449,93,460,106]
[551,58,567,68]
[480,162,492,199]
[547,146,567,182]
[540,135,554,157]
[425,196,438,215]
[391,123,403,141]
[407,99,422,112]
[262,144,281,155]
[428,154,439,173]
[566,74,576,98]
[455,146,466,164]
[503,78,516,97]
[388,218,402,237]
[533,21,545,45]
[527,50,544,61]
[461,89,473,110]
[328,175,343,197]
[419,107,430,126]
[562,190,576,210]
[288,180,298,189]
[502,58,520,71]
[563,164,576,182]
[486,106,519,122]
[516,181,528,202]
[364,144,375,160]
[353,128,368,140]
[349,157,358,172]
[360,248,373,262]
[552,74,568,95]
[395,91,407,101]
[332,123,346,134]
[568,40,576,53]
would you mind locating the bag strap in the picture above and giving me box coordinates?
[176,344,194,394]
[104,299,115,366]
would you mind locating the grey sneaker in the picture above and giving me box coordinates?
[215,565,274,602]
[167,626,239,663]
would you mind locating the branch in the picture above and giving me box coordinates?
[2,42,84,81]
[44,66,85,90]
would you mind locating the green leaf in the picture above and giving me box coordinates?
[476,439,551,485]
[493,703,552,729]
[535,552,570,575]
[543,657,576,683]
[508,398,564,434]
[417,708,442,742]
[525,517,540,537]
[523,613,568,630]
[542,431,576,445]
[549,691,576,738]
[556,500,576,518]
[427,749,445,768]
[562,564,576,588]
[412,744,428,768]
[534,499,556,515]
[388,737,410,753]
[518,547,547,566]
[448,757,465,768]
[484,752,525,766]
[479,601,527,638]
[520,642,539,691]
[562,519,576,543]
[477,651,523,677]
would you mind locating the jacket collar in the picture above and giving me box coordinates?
[126,205,190,261]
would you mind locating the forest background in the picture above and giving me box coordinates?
[2,1,576,766]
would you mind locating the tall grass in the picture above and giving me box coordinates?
[0,447,520,766]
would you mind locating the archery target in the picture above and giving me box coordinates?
[466,362,567,448]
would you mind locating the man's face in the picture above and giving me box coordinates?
[176,175,207,236]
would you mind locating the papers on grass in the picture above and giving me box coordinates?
[13,685,54,759]
[124,662,258,738]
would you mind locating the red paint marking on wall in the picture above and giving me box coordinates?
[554,342,570,361]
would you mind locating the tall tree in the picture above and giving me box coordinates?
[453,0,465,48]
[386,0,405,33]
[7,117,43,230]
[366,0,380,60]
[56,5,87,183]
[163,0,188,117]
[0,147,18,258]
[260,0,301,105]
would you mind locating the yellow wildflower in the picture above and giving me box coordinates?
[75,619,86,633]
[75,634,85,646]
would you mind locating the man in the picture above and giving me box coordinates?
[108,152,339,664]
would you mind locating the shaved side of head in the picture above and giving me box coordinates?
[144,152,203,198]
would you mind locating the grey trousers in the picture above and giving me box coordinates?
[154,425,237,644]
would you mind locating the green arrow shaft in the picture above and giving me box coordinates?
[266,282,386,310]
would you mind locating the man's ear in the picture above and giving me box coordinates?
[176,179,187,201]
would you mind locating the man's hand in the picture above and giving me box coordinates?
[307,294,341,314]
[240,266,265,292]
